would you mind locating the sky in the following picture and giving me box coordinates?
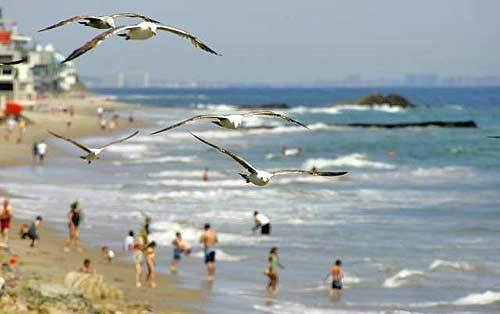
[3,0,500,84]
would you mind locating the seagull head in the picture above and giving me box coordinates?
[105,17,116,28]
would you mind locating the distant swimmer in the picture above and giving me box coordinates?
[202,168,209,182]
[48,130,138,164]
[151,111,308,134]
[191,133,348,186]
[199,223,218,281]
[328,259,344,299]
[281,146,303,157]
[170,231,191,273]
[38,13,160,32]
[265,247,284,292]
[252,211,271,235]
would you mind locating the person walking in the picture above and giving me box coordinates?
[132,241,145,287]
[0,198,13,248]
[265,247,284,292]
[37,141,47,164]
[65,200,83,252]
[199,223,218,281]
[252,211,271,235]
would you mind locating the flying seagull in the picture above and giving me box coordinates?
[488,136,500,139]
[62,21,219,63]
[48,130,139,164]
[191,133,347,186]
[0,57,27,66]
[151,111,308,134]
[38,13,160,32]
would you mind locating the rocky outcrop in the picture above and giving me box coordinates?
[20,281,92,312]
[357,93,414,108]
[340,120,477,128]
[64,272,123,301]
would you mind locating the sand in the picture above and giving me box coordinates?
[0,93,144,167]
[0,94,206,313]
[1,220,205,313]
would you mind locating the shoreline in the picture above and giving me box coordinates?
[1,219,204,313]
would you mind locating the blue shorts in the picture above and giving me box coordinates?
[173,248,182,260]
[204,248,216,264]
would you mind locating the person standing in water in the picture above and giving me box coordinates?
[252,211,271,235]
[124,230,134,252]
[145,241,157,288]
[132,241,144,287]
[65,200,83,252]
[265,247,284,292]
[200,223,218,281]
[202,168,209,182]
[170,231,192,273]
[329,259,344,298]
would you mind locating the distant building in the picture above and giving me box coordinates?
[0,8,80,103]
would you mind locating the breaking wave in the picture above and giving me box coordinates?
[303,154,396,170]
[383,269,424,288]
[429,259,474,272]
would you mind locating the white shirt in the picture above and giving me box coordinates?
[124,236,134,251]
[255,213,270,225]
[37,143,47,154]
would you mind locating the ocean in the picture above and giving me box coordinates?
[2,87,500,313]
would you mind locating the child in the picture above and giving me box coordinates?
[329,259,344,297]
[265,247,284,292]
[101,246,115,264]
[170,232,192,272]
[79,258,93,274]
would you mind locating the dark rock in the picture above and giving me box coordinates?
[357,93,414,108]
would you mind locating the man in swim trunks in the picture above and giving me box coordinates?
[329,259,344,297]
[199,223,218,281]
[0,198,13,247]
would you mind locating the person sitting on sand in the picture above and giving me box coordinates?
[79,258,93,274]
[145,241,157,288]
[132,242,144,287]
[265,247,284,292]
[20,216,43,247]
[170,231,192,273]
[0,198,13,248]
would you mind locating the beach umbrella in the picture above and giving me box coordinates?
[5,101,23,116]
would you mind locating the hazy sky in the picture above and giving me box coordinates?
[3,0,500,84]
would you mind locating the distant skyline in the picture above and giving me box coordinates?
[4,1,500,85]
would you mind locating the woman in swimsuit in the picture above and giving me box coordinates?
[65,201,82,252]
[132,242,144,287]
[265,247,284,292]
[0,198,13,246]
[145,241,157,288]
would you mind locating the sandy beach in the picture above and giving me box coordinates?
[0,94,205,313]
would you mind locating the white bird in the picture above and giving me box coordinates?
[48,130,139,164]
[62,22,219,63]
[0,57,27,67]
[191,133,347,186]
[151,111,308,134]
[38,13,160,32]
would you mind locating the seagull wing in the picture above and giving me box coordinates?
[98,130,139,149]
[111,13,161,23]
[151,115,227,135]
[61,25,138,63]
[48,130,92,153]
[38,15,95,32]
[271,169,348,177]
[191,133,257,173]
[487,136,500,139]
[243,111,309,129]
[0,57,27,66]
[156,25,220,55]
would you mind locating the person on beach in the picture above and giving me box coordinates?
[124,230,135,252]
[37,141,47,163]
[97,107,104,120]
[132,242,144,287]
[20,216,43,247]
[32,141,39,161]
[102,246,115,264]
[0,198,13,248]
[145,241,157,288]
[202,168,209,181]
[170,231,192,273]
[79,258,93,274]
[65,200,83,252]
[252,211,271,235]
[17,118,26,143]
[265,247,284,292]
[200,223,218,281]
[328,259,344,298]
[140,215,151,245]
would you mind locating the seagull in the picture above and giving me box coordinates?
[62,22,219,63]
[0,57,27,66]
[48,130,139,164]
[191,133,347,186]
[38,13,160,32]
[488,136,500,139]
[151,111,308,134]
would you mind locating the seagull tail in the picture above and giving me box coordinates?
[79,156,87,160]
[239,173,250,183]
